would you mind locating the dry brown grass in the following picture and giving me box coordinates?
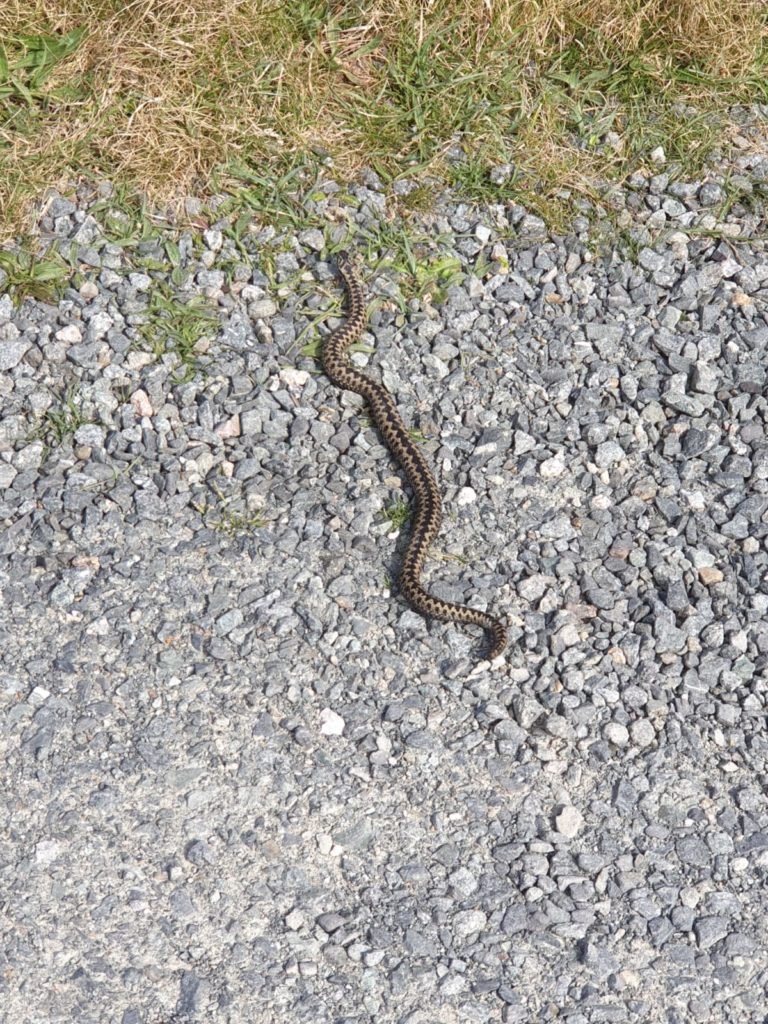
[0,0,766,234]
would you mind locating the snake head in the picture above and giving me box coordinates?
[335,250,355,273]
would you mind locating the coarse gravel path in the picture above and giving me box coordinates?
[1,145,768,1024]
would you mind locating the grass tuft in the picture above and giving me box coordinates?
[137,284,218,382]
[193,483,268,536]
[0,243,72,302]
[28,384,88,451]
[383,496,411,532]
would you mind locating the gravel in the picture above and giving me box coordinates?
[1,140,767,1023]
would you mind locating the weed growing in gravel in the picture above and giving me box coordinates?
[358,223,464,304]
[0,244,72,303]
[137,285,218,382]
[395,183,438,215]
[297,319,332,361]
[299,327,374,362]
[383,497,411,532]
[407,428,430,444]
[432,548,469,566]
[209,507,268,537]
[716,175,768,219]
[28,384,88,453]
[215,158,325,233]
[93,189,164,248]
[404,254,464,305]
[193,487,268,536]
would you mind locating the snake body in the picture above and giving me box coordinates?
[321,252,506,660]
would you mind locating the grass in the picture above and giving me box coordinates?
[717,173,768,219]
[0,2,766,237]
[351,221,469,305]
[27,384,89,453]
[207,507,269,537]
[0,243,72,302]
[383,496,411,532]
[214,160,326,232]
[192,484,268,537]
[136,284,218,381]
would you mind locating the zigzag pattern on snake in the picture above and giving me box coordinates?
[321,251,507,660]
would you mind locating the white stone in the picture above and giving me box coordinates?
[595,441,624,468]
[55,324,83,344]
[440,975,466,996]
[604,722,629,746]
[215,414,241,439]
[35,839,61,865]
[0,336,29,371]
[203,229,223,251]
[518,574,551,602]
[540,456,565,478]
[278,368,310,390]
[555,805,583,838]
[630,719,655,747]
[449,867,478,896]
[456,486,476,506]
[514,431,536,454]
[131,389,154,417]
[125,351,154,370]
[0,294,13,324]
[89,311,114,339]
[13,440,44,471]
[285,909,305,930]
[319,708,345,736]
[250,300,277,318]
[591,494,612,510]
[453,909,487,938]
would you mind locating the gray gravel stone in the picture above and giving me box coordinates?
[694,916,730,950]
[0,335,30,370]
[0,462,18,488]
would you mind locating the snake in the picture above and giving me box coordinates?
[321,251,507,660]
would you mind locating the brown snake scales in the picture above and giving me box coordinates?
[321,251,507,660]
